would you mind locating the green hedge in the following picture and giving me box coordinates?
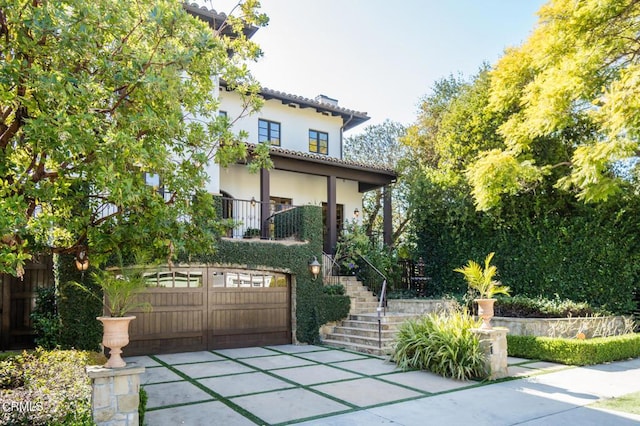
[55,254,102,351]
[507,333,640,365]
[411,182,640,314]
[317,294,350,324]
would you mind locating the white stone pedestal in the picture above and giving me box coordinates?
[472,327,509,380]
[86,363,145,426]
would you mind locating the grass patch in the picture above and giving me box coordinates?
[591,391,640,416]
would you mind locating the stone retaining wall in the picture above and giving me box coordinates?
[388,300,632,338]
[491,315,632,338]
[387,299,458,315]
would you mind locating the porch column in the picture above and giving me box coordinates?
[260,168,270,239]
[327,175,337,254]
[383,185,392,247]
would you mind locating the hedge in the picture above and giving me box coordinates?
[507,333,640,365]
[411,184,640,314]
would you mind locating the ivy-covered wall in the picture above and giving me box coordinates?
[185,205,327,343]
[55,254,102,351]
[53,204,340,348]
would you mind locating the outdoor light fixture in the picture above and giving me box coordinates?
[75,248,89,272]
[308,256,321,280]
[353,208,360,218]
[250,197,256,207]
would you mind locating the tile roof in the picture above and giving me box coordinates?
[259,88,370,131]
[182,2,259,38]
[247,143,396,175]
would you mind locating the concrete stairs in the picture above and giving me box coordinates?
[322,276,417,356]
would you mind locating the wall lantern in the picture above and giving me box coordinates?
[250,196,256,207]
[75,248,89,271]
[353,208,360,218]
[308,256,321,280]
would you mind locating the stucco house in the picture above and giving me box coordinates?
[1,3,396,354]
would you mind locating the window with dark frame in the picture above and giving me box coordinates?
[309,130,328,155]
[258,119,281,146]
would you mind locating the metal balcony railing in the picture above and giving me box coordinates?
[220,197,304,241]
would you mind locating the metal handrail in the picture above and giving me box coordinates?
[359,255,388,349]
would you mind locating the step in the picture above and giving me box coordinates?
[331,326,399,339]
[340,319,404,331]
[349,312,418,323]
[348,296,378,304]
[323,332,396,347]
[322,339,393,357]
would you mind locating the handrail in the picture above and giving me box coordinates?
[359,255,388,350]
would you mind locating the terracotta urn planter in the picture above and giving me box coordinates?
[98,316,136,368]
[475,299,495,330]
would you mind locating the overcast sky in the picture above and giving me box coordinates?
[206,0,547,134]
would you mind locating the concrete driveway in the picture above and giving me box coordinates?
[126,345,640,425]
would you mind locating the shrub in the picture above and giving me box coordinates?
[495,295,608,318]
[0,348,106,425]
[317,294,350,324]
[508,333,640,365]
[322,284,345,296]
[139,387,148,426]
[31,287,61,349]
[391,309,486,380]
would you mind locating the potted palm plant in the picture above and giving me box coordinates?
[73,266,151,368]
[454,252,510,330]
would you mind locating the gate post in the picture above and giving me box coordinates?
[86,363,145,425]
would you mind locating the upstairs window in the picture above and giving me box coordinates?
[258,119,281,146]
[309,130,328,155]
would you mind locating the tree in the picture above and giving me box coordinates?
[468,0,640,210]
[344,120,408,248]
[0,0,270,277]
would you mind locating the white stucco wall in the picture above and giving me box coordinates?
[219,89,344,159]
[220,165,362,220]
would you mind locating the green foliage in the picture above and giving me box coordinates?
[495,295,607,318]
[0,0,269,277]
[0,348,105,425]
[31,286,61,349]
[72,265,152,317]
[344,120,409,248]
[410,165,640,314]
[507,333,640,366]
[243,228,261,238]
[454,252,510,299]
[336,221,402,294]
[322,284,345,296]
[317,294,350,324]
[391,309,486,380]
[139,387,148,426]
[186,205,327,344]
[471,0,640,209]
[56,255,102,351]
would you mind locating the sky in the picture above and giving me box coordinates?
[205,0,548,135]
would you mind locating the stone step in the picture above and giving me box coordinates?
[349,313,418,323]
[322,338,394,357]
[323,331,397,347]
[340,319,405,331]
[331,326,399,339]
[349,296,379,303]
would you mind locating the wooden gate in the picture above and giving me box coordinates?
[1,257,54,350]
[126,266,291,355]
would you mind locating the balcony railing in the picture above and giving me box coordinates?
[220,197,304,242]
